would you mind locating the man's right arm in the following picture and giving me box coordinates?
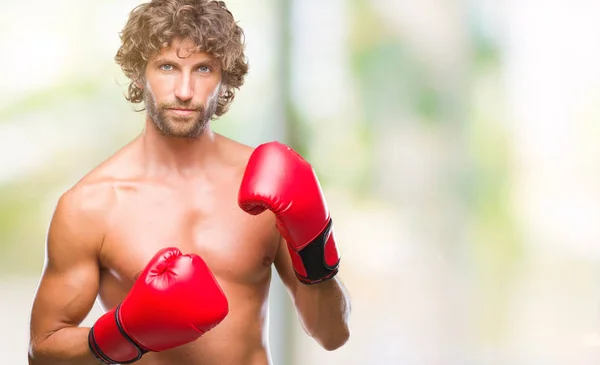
[28,188,106,365]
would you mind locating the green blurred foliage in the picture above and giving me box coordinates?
[463,14,524,344]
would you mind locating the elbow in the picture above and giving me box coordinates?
[28,353,39,365]
[28,337,50,365]
[28,342,42,365]
[318,325,350,351]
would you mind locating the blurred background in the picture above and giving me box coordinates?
[2,0,600,364]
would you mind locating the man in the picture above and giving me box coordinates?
[27,0,351,365]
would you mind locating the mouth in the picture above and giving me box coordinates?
[166,108,198,116]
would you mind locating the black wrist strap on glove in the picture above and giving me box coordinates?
[88,304,147,364]
[296,218,340,284]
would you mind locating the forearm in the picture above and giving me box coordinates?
[29,327,100,365]
[294,277,351,350]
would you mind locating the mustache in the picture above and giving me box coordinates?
[159,101,204,111]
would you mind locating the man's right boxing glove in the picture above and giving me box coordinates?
[88,247,228,364]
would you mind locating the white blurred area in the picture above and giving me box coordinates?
[3,0,600,364]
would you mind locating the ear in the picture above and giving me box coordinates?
[134,79,144,90]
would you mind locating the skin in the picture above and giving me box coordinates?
[28,38,351,365]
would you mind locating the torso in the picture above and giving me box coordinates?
[83,133,280,365]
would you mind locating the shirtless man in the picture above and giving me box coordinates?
[27,1,351,364]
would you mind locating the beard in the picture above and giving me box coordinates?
[144,84,220,138]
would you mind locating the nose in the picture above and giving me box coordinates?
[174,72,194,101]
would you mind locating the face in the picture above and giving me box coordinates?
[142,38,222,138]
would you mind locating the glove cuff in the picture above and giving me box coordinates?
[88,304,147,364]
[290,218,340,284]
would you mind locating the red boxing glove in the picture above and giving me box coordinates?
[238,141,340,284]
[88,247,228,364]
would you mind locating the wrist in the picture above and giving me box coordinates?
[303,276,338,290]
[288,218,340,285]
[89,304,145,364]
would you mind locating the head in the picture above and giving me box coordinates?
[115,0,248,137]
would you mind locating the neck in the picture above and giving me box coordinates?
[140,117,218,176]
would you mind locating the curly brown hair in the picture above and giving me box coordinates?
[115,0,249,117]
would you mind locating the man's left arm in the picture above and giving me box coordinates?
[238,141,352,351]
[274,236,351,351]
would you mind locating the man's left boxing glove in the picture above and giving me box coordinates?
[88,247,228,364]
[238,141,340,284]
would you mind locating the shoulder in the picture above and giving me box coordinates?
[58,176,116,222]
[49,144,134,249]
[50,177,115,246]
[57,146,131,217]
[46,140,145,262]
[58,138,142,215]
[215,133,256,170]
[44,185,108,264]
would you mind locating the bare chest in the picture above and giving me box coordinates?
[98,182,280,292]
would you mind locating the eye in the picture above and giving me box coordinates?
[160,64,174,71]
[198,66,211,73]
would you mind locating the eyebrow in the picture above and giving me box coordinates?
[152,58,219,69]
